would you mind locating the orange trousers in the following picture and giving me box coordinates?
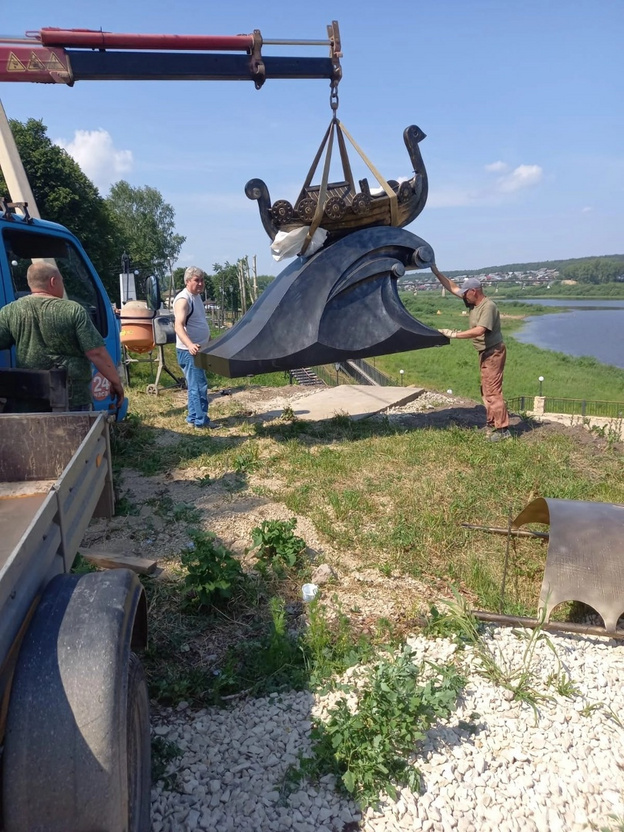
[479,343,509,429]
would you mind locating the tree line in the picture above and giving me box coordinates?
[0,118,274,307]
[0,118,186,302]
[450,254,624,284]
[558,256,624,284]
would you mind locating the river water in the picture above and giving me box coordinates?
[504,299,624,370]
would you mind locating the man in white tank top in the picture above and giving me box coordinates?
[174,266,212,428]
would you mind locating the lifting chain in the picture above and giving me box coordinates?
[329,80,339,114]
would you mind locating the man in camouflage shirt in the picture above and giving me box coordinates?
[0,262,124,410]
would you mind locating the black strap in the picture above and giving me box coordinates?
[185,295,194,326]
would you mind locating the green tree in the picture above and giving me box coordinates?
[171,267,186,293]
[559,257,624,284]
[256,274,275,293]
[209,261,240,322]
[106,181,185,283]
[0,118,123,299]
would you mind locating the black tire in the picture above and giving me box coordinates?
[127,653,152,832]
[2,573,150,832]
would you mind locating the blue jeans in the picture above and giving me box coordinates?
[177,349,209,426]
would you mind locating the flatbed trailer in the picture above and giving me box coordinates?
[0,411,150,832]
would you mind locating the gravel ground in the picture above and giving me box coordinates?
[150,625,624,832]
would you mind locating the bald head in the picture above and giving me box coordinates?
[27,262,63,295]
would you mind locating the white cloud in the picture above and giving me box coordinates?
[427,158,545,208]
[582,206,593,213]
[495,164,543,193]
[54,129,133,192]
[485,161,509,173]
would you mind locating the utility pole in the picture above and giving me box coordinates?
[237,258,248,315]
[252,255,258,303]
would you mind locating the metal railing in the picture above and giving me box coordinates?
[288,367,325,386]
[344,358,395,386]
[543,398,624,419]
[507,396,624,419]
[506,396,531,413]
[308,358,396,387]
[307,365,348,386]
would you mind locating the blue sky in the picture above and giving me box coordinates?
[2,0,622,277]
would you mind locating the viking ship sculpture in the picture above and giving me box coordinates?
[245,122,429,252]
[198,120,440,378]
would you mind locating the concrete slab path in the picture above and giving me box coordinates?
[265,385,426,422]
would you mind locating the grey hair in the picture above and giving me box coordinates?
[184,266,205,283]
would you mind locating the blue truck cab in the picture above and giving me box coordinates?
[0,206,128,418]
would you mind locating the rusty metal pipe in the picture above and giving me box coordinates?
[472,610,624,640]
[462,523,548,539]
[38,29,256,51]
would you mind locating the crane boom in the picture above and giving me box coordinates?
[0,22,341,88]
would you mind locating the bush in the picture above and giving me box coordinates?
[181,530,243,608]
[250,517,306,577]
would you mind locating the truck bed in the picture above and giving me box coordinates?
[0,413,115,689]
[0,481,55,571]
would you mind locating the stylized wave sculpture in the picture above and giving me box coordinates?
[197,226,445,378]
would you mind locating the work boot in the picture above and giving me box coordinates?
[488,428,512,442]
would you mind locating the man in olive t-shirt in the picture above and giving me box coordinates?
[0,262,124,409]
[431,266,510,441]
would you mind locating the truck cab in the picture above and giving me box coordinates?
[0,203,128,417]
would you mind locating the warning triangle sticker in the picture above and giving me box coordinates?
[45,52,67,72]
[7,52,27,72]
[27,52,47,72]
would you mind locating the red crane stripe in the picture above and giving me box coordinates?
[38,29,256,52]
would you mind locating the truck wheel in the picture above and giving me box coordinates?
[127,652,152,831]
[2,572,150,832]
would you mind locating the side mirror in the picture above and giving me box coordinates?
[145,275,162,311]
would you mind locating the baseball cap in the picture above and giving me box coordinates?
[458,277,482,296]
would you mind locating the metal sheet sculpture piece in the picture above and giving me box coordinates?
[512,497,624,632]
[197,226,445,378]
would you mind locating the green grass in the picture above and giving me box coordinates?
[117,333,623,710]
[118,377,624,621]
[117,367,623,802]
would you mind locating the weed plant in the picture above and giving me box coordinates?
[211,596,380,702]
[151,736,183,789]
[250,518,306,578]
[304,598,378,688]
[298,647,465,806]
[181,530,244,608]
[212,596,308,698]
[424,592,573,714]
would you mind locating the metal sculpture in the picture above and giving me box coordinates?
[246,124,428,249]
[512,497,624,632]
[196,226,444,378]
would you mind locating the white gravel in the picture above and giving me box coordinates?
[151,626,624,832]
